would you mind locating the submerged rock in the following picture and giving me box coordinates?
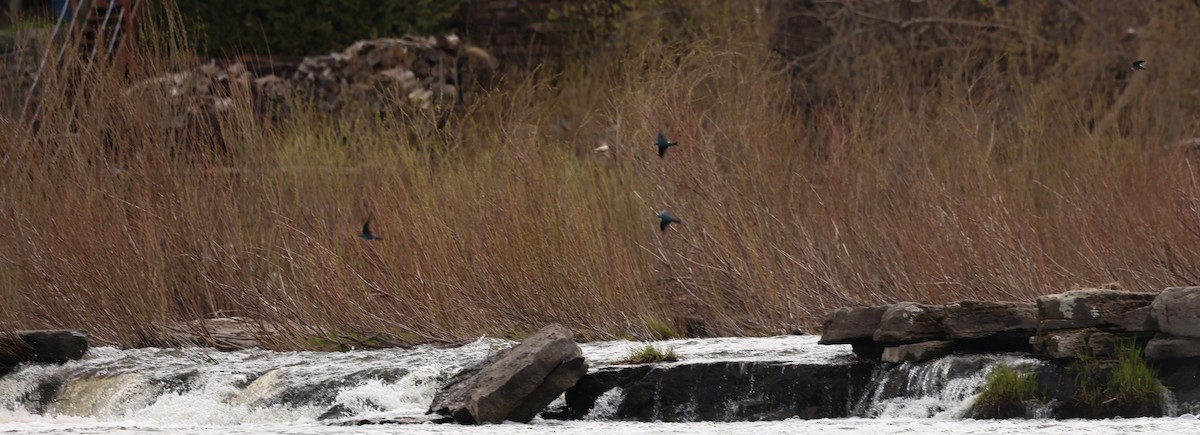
[428,324,587,424]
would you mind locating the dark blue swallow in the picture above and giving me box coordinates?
[658,210,681,232]
[358,218,382,241]
[655,131,677,158]
[1131,60,1146,71]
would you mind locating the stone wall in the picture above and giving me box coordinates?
[819,286,1200,363]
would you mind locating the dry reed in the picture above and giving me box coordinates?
[0,0,1198,349]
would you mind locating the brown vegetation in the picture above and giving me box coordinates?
[1,1,1198,349]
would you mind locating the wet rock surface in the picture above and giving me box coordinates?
[812,286,1200,420]
[545,360,874,422]
[429,324,586,424]
[0,330,89,376]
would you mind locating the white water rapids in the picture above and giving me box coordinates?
[0,335,1195,434]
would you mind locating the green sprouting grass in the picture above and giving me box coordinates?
[620,344,680,364]
[1107,342,1164,407]
[968,365,1040,417]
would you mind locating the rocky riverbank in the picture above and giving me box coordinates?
[5,287,1199,424]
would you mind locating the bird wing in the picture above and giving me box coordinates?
[660,219,670,231]
[362,219,371,234]
[657,131,667,144]
[658,146,667,157]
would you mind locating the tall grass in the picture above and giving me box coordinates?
[1,0,1199,349]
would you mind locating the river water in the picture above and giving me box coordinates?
[0,335,1195,434]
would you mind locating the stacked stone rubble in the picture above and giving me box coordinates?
[124,36,495,120]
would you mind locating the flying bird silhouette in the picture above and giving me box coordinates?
[1131,60,1146,71]
[657,210,682,232]
[654,131,677,158]
[358,218,382,241]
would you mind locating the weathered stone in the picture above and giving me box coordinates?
[820,300,1036,354]
[937,301,1037,340]
[505,355,587,423]
[881,340,954,363]
[1118,306,1156,332]
[1032,328,1125,359]
[873,302,942,345]
[547,360,875,422]
[0,330,89,375]
[428,324,586,424]
[818,305,887,344]
[1151,286,1200,338]
[1037,289,1156,331]
[157,317,276,351]
[1144,334,1200,360]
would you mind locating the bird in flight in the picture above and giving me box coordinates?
[358,218,382,241]
[594,142,610,153]
[1131,60,1146,71]
[654,131,677,158]
[657,210,682,232]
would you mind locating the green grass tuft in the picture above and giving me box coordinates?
[968,364,1040,418]
[1107,341,1164,407]
[619,344,680,364]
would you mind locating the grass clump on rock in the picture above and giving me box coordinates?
[1063,339,1165,418]
[1105,342,1164,416]
[620,345,680,364]
[967,365,1040,419]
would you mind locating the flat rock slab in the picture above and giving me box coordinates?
[157,317,276,351]
[428,324,587,424]
[548,360,875,422]
[1151,287,1200,338]
[0,330,89,375]
[938,301,1037,340]
[869,301,1036,346]
[1038,289,1156,331]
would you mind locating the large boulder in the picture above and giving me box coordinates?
[1151,286,1200,338]
[0,330,89,376]
[428,324,587,424]
[1037,289,1156,331]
